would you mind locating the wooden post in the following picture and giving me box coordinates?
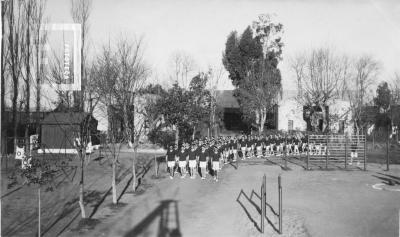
[38,187,41,237]
[278,175,282,234]
[363,134,367,171]
[306,136,309,170]
[261,179,265,233]
[344,135,347,169]
[263,174,266,216]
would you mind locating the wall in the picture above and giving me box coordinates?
[277,97,306,131]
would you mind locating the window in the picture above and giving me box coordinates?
[288,120,293,131]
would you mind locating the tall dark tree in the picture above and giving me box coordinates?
[374,82,392,129]
[374,82,391,112]
[223,14,283,133]
[187,73,211,139]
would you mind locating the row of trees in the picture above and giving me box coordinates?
[1,0,47,153]
[292,48,399,134]
[1,0,224,227]
[222,14,399,136]
[1,0,98,223]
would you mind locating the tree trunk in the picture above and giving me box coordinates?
[192,125,196,140]
[8,0,19,152]
[320,105,328,133]
[78,151,86,218]
[132,145,138,192]
[111,159,117,204]
[35,35,41,135]
[1,0,5,155]
[259,107,266,134]
[25,2,31,155]
[255,109,260,131]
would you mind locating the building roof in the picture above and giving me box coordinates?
[41,112,90,125]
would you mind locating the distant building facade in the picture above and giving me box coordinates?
[216,90,353,134]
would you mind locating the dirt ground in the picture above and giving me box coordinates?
[2,146,400,237]
[1,151,156,237]
[60,158,400,237]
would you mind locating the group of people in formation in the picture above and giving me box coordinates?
[165,133,314,182]
[165,132,363,181]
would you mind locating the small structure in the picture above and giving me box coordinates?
[39,112,98,154]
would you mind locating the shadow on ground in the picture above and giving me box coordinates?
[123,199,182,237]
[236,189,280,234]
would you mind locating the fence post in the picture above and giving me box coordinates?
[38,187,41,237]
[344,135,347,169]
[325,134,328,170]
[363,134,367,171]
[278,175,282,234]
[261,178,265,233]
[263,174,266,215]
[306,136,309,170]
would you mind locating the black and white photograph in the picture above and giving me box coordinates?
[0,0,399,236]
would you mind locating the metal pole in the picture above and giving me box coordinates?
[386,126,389,171]
[363,134,367,171]
[345,135,347,169]
[278,175,282,234]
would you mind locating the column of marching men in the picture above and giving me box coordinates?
[164,133,325,182]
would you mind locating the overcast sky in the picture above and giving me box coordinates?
[46,0,400,90]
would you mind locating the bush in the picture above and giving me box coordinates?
[147,129,175,149]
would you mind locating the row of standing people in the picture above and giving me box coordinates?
[165,134,308,182]
[165,134,362,180]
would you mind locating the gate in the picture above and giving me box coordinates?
[307,134,366,170]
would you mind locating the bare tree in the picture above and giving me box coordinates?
[1,0,9,154]
[390,73,400,105]
[206,66,224,137]
[32,0,47,134]
[6,0,26,150]
[292,48,350,132]
[169,50,196,89]
[94,37,149,197]
[115,38,149,192]
[92,43,121,204]
[70,0,92,110]
[346,55,380,135]
[22,0,34,154]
